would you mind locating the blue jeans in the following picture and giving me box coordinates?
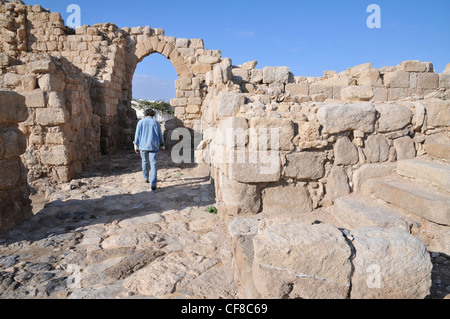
[140,151,158,186]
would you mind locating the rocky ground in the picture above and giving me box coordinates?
[0,149,448,299]
[0,149,237,299]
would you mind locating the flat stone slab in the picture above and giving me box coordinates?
[334,197,409,232]
[373,180,450,226]
[397,159,450,191]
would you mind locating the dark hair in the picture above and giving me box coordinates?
[144,108,156,117]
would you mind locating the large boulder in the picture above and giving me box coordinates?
[350,227,432,299]
[317,103,377,134]
[252,220,353,299]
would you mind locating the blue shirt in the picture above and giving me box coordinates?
[134,117,165,152]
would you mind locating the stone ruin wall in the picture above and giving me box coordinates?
[1,1,449,298]
[201,59,450,219]
[0,91,32,231]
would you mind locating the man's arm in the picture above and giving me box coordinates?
[134,121,141,154]
[157,122,165,151]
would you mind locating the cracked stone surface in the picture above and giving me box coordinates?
[0,150,237,299]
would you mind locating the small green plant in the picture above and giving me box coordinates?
[207,206,218,215]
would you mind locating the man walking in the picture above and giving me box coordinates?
[134,108,165,191]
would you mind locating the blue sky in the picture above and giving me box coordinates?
[28,0,450,101]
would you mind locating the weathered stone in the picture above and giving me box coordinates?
[261,185,313,216]
[317,103,377,134]
[284,152,325,181]
[285,83,309,96]
[372,180,450,226]
[248,117,294,151]
[227,150,281,183]
[217,116,248,149]
[263,66,290,84]
[417,73,439,89]
[352,163,395,192]
[393,136,416,160]
[0,127,27,159]
[0,91,28,124]
[363,135,390,163]
[397,60,428,73]
[334,137,359,166]
[397,159,450,191]
[340,86,374,101]
[252,220,352,299]
[28,60,56,74]
[375,104,414,132]
[425,143,450,160]
[221,175,261,215]
[39,145,70,166]
[383,71,410,88]
[422,99,450,128]
[326,166,350,203]
[334,198,409,231]
[106,249,165,280]
[36,108,69,126]
[23,89,46,108]
[350,227,432,299]
[217,92,246,119]
[358,69,383,87]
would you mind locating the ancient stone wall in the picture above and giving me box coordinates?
[0,90,32,232]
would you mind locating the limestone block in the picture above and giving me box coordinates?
[252,221,352,299]
[189,39,204,49]
[326,166,350,203]
[263,66,290,84]
[317,103,377,134]
[439,74,450,89]
[285,83,309,96]
[0,53,10,67]
[422,99,450,128]
[231,68,249,84]
[444,63,450,74]
[375,104,413,132]
[198,55,220,64]
[340,86,374,101]
[393,136,416,160]
[383,71,410,88]
[352,163,395,192]
[417,73,439,89]
[217,92,246,119]
[0,158,22,190]
[284,152,325,181]
[296,121,321,142]
[21,74,37,91]
[192,63,212,74]
[261,185,313,216]
[47,91,65,108]
[0,127,27,160]
[28,60,56,74]
[36,108,69,126]
[4,73,22,87]
[248,117,294,151]
[397,60,428,73]
[0,91,28,124]
[39,145,70,166]
[217,116,249,149]
[251,69,263,84]
[363,135,390,163]
[334,136,359,166]
[350,227,432,299]
[334,199,408,232]
[227,150,281,183]
[348,63,373,77]
[38,73,65,92]
[358,69,383,87]
[221,175,261,215]
[23,89,46,108]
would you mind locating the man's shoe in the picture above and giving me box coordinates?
[151,185,157,191]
